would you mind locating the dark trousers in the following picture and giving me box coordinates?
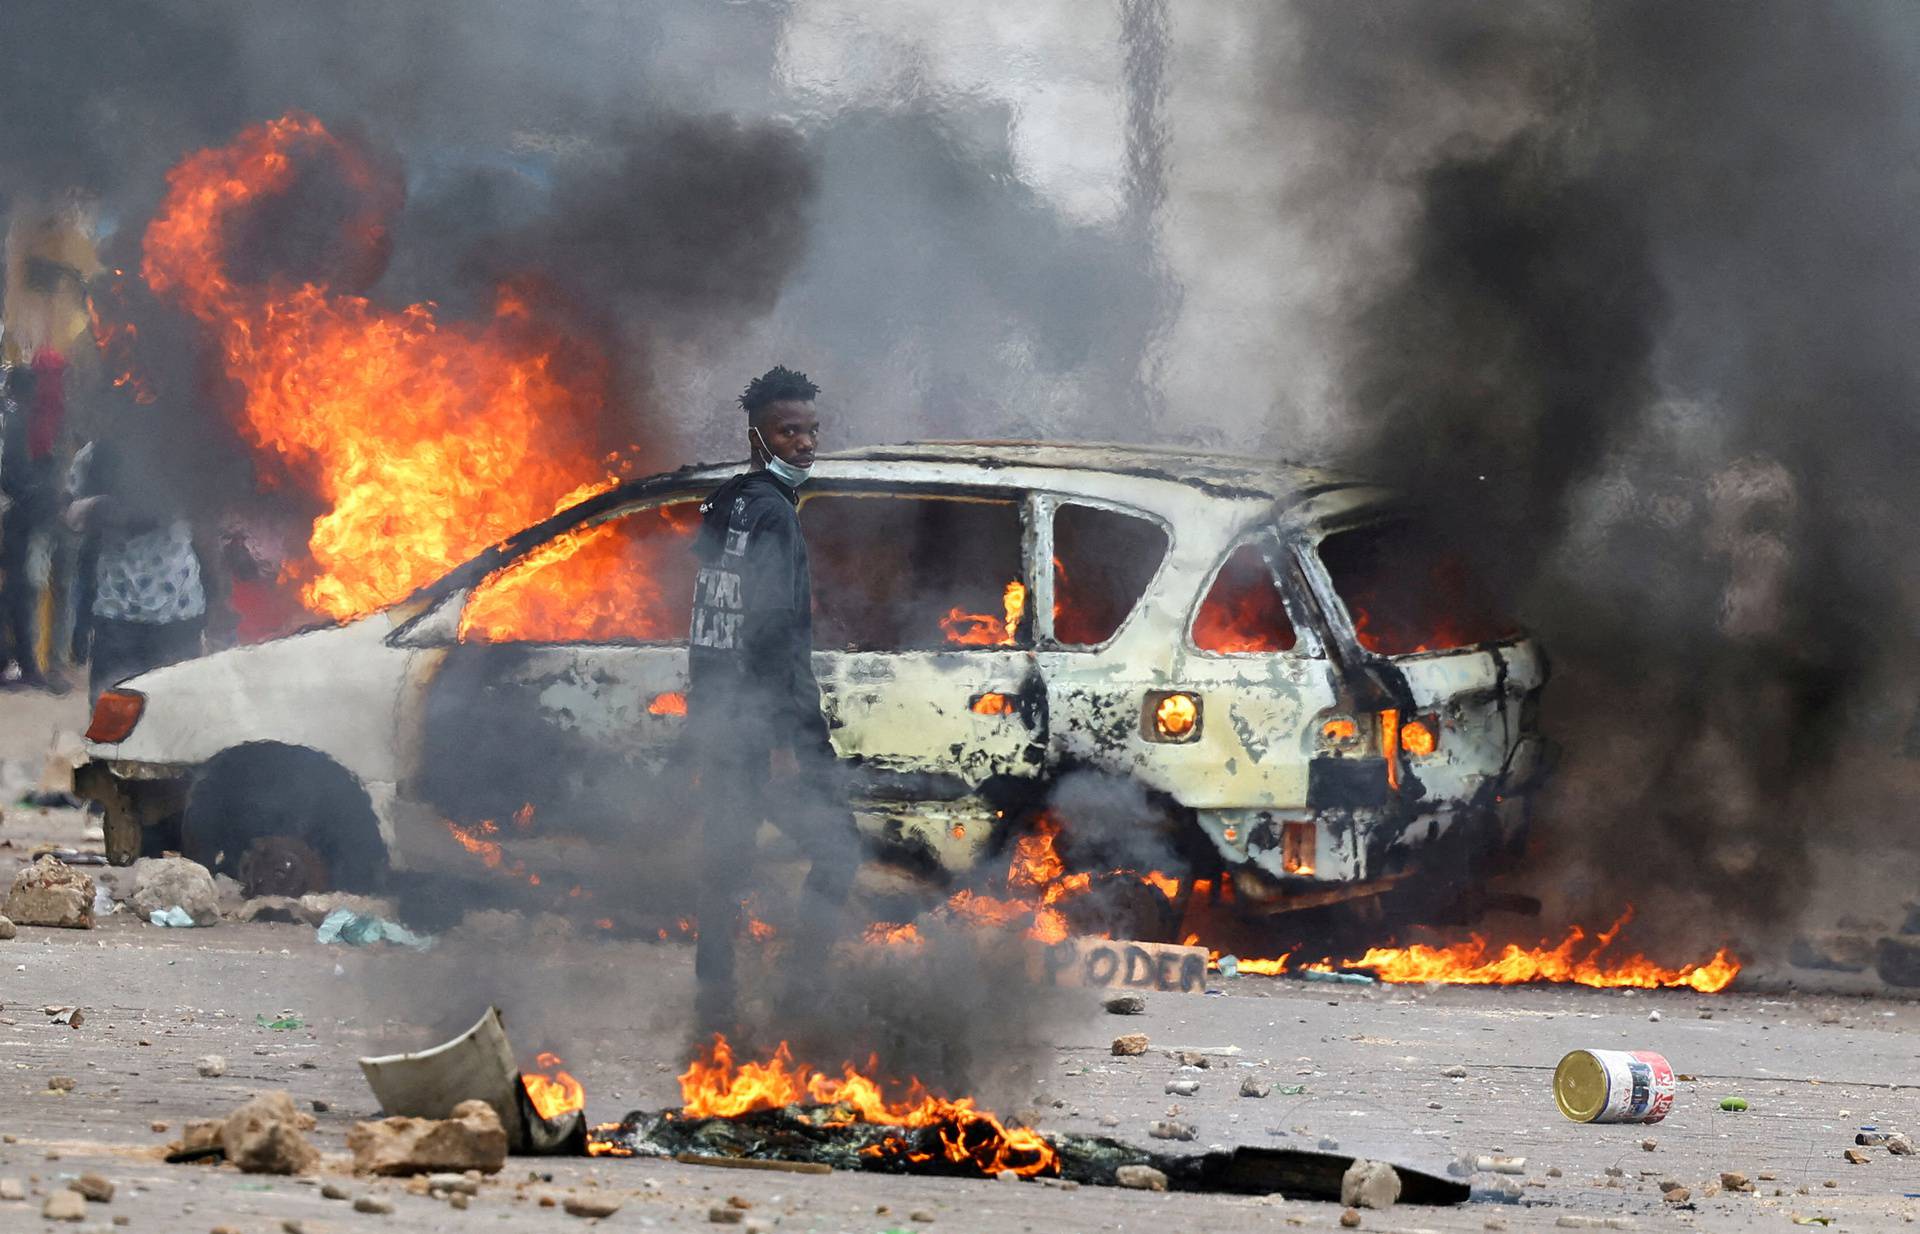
[0,511,36,676]
[89,616,204,700]
[692,728,857,1035]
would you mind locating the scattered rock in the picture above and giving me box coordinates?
[222,1090,321,1175]
[4,857,94,929]
[1844,1149,1871,1165]
[1147,1120,1196,1141]
[1169,1050,1212,1068]
[1546,1167,1563,1178]
[196,1055,227,1078]
[42,1190,86,1221]
[0,1178,22,1201]
[1640,1139,1656,1152]
[311,1099,330,1113]
[1789,932,1875,972]
[564,1196,622,1218]
[1339,1207,1362,1228]
[1441,1065,1468,1079]
[1111,1033,1150,1057]
[1876,936,1920,988]
[353,1195,394,1214]
[1340,1159,1401,1211]
[425,1174,478,1196]
[1721,1172,1753,1192]
[909,1209,936,1222]
[1103,993,1147,1015]
[708,1205,745,1224]
[1115,1165,1168,1192]
[347,1099,508,1176]
[168,1119,224,1157]
[281,1221,305,1234]
[1239,1076,1271,1098]
[128,856,220,926]
[233,896,305,924]
[0,914,14,940]
[48,1075,77,1092]
[995,1169,1019,1182]
[1646,1010,1661,1022]
[1889,1133,1915,1156]
[1662,1186,1690,1204]
[68,1174,114,1202]
[1318,1136,1340,1151]
[726,1197,753,1210]
[320,1183,350,1201]
[1165,1079,1200,1096]
[449,1192,470,1210]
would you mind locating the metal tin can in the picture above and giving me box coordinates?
[1554,1049,1676,1124]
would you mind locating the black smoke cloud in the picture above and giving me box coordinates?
[1271,2,1920,942]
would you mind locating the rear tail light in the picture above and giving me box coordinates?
[86,689,145,744]
[1143,691,1201,742]
[1316,714,1366,753]
[1400,718,1438,756]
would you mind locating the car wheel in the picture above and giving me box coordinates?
[184,743,385,897]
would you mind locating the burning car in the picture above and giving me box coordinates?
[73,442,1547,928]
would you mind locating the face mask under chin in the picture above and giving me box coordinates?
[753,428,813,487]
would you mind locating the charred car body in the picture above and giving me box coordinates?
[75,443,1548,925]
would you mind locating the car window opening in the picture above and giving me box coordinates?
[1051,504,1168,647]
[1317,519,1519,655]
[1193,543,1298,653]
[458,502,700,643]
[802,493,1028,652]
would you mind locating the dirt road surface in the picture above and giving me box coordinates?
[3,689,1918,1232]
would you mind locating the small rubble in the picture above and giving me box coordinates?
[1103,993,1147,1015]
[1165,1079,1200,1096]
[1720,1172,1753,1192]
[347,1099,508,1176]
[223,1090,321,1174]
[1843,1148,1871,1165]
[5,856,94,929]
[0,1178,22,1201]
[353,1195,395,1214]
[0,913,14,940]
[1111,1033,1150,1056]
[196,1055,227,1078]
[564,1196,622,1218]
[68,1174,114,1202]
[1339,1207,1362,1228]
[1115,1164,1168,1191]
[1147,1120,1196,1141]
[42,1190,86,1221]
[129,856,221,926]
[1239,1076,1271,1098]
[1341,1159,1401,1210]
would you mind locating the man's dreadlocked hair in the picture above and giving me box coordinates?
[738,365,820,414]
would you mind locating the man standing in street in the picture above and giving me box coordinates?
[686,365,855,1035]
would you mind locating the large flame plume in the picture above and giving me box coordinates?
[141,112,615,622]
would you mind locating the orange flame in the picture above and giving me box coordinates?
[971,692,1014,716]
[679,1035,1057,1178]
[141,113,612,623]
[522,1051,586,1121]
[941,579,1026,646]
[648,691,689,717]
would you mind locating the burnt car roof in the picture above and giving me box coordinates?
[416,440,1372,604]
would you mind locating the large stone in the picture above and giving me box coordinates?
[129,857,221,926]
[222,1091,321,1174]
[347,1099,507,1177]
[4,856,93,929]
[1340,1159,1401,1210]
[1114,1164,1168,1191]
[42,1190,86,1221]
[0,913,14,940]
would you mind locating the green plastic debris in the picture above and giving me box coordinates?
[1279,1084,1308,1095]
[254,1014,303,1031]
[1719,1096,1749,1111]
[315,908,433,950]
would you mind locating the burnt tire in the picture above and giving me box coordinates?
[184,743,385,896]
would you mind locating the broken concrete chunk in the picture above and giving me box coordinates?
[1103,993,1147,1015]
[196,1055,227,1078]
[47,1074,77,1092]
[1147,1120,1196,1141]
[129,856,221,926]
[1888,1133,1914,1155]
[1662,1186,1690,1203]
[347,1098,508,1176]
[1340,1159,1401,1210]
[1720,1172,1752,1192]
[223,1090,322,1175]
[1239,1076,1271,1098]
[1441,1065,1468,1079]
[1114,1164,1168,1191]
[68,1174,114,1202]
[1111,1033,1150,1056]
[1165,1079,1200,1096]
[564,1196,622,1218]
[0,914,14,940]
[1843,1148,1871,1165]
[42,1190,86,1221]
[353,1195,394,1214]
[4,856,94,929]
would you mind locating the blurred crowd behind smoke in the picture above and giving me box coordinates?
[8,0,1920,1078]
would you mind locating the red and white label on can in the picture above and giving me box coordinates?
[1592,1049,1676,1124]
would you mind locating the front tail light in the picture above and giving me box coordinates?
[86,689,145,744]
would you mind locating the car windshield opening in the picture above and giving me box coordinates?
[458,501,700,643]
[803,492,1028,651]
[1317,519,1519,655]
[1193,542,1298,653]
